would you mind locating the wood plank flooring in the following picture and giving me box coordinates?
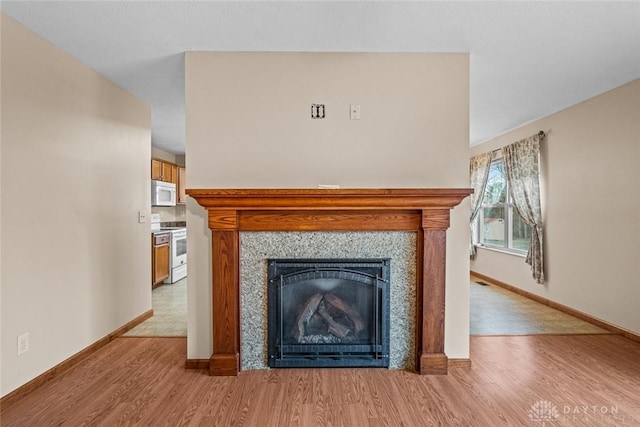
[2,335,639,426]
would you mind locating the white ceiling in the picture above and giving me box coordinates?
[2,1,639,154]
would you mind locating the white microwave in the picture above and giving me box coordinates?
[151,180,176,206]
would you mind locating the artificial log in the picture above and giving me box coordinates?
[294,293,323,342]
[317,303,350,339]
[324,294,366,336]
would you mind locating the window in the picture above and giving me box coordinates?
[477,158,532,254]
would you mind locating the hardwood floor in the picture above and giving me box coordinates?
[2,335,639,426]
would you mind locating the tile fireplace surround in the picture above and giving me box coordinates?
[187,188,472,376]
[242,232,414,370]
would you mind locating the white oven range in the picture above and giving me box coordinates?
[150,214,187,284]
[162,227,187,284]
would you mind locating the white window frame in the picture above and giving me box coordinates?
[476,156,529,256]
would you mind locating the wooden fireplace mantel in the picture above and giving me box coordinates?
[186,188,472,376]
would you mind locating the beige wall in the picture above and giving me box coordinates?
[151,146,177,163]
[471,79,640,334]
[1,15,152,396]
[185,52,471,360]
[151,146,185,168]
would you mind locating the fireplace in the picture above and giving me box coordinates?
[186,188,472,376]
[267,258,390,368]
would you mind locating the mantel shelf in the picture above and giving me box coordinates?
[186,188,472,211]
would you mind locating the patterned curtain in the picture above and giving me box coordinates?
[502,133,544,284]
[469,152,492,259]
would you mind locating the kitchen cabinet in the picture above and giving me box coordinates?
[178,166,187,204]
[152,232,171,288]
[151,158,179,184]
[151,158,163,181]
[170,164,178,185]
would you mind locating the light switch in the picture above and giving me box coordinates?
[138,210,147,223]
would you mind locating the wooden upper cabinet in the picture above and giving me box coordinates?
[170,164,178,185]
[151,157,183,184]
[178,166,187,204]
[151,158,163,181]
[162,162,173,183]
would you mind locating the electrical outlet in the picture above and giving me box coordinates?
[138,210,147,223]
[18,332,30,356]
[350,104,361,120]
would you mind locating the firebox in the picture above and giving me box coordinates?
[267,258,390,368]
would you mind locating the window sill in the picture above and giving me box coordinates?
[474,244,527,258]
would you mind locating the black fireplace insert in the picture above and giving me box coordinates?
[267,258,390,368]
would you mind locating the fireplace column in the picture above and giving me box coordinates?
[419,209,450,375]
[208,210,240,376]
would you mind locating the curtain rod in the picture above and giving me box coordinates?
[491,130,546,155]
